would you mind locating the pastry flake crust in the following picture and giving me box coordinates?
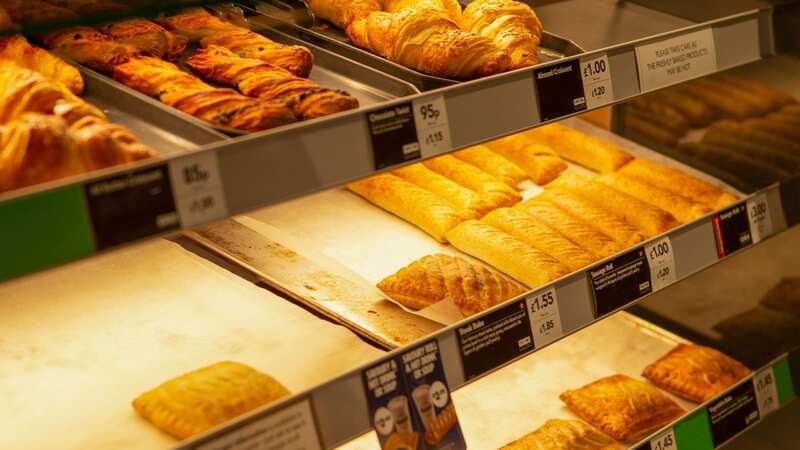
[132,361,290,439]
[559,374,684,442]
[642,344,750,403]
[499,419,619,450]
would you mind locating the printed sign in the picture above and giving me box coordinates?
[580,53,614,109]
[526,286,564,347]
[635,28,718,92]
[169,152,228,228]
[412,95,452,156]
[707,380,759,446]
[645,237,676,292]
[746,194,772,244]
[588,246,652,317]
[712,202,752,258]
[753,367,779,417]
[534,59,587,121]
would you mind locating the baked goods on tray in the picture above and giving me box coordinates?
[133,361,290,439]
[559,374,684,442]
[594,173,711,223]
[642,344,750,403]
[485,134,567,185]
[499,419,619,450]
[41,26,140,73]
[392,163,495,219]
[454,145,528,187]
[423,155,521,208]
[98,17,189,61]
[0,35,84,94]
[461,0,543,69]
[377,253,526,315]
[307,0,381,30]
[525,123,633,172]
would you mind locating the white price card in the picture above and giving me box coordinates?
[526,287,563,347]
[649,428,677,450]
[169,152,228,228]
[645,236,676,292]
[747,194,772,244]
[580,53,614,109]
[198,399,322,450]
[412,95,452,157]
[635,27,718,92]
[753,368,779,417]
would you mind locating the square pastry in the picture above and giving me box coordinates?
[133,361,290,439]
[643,344,750,402]
[499,419,619,449]
[559,374,684,442]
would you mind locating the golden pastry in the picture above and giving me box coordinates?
[0,35,84,95]
[307,0,381,30]
[347,173,467,242]
[445,220,570,288]
[461,0,543,69]
[425,402,459,445]
[560,374,684,442]
[524,123,633,172]
[377,253,527,315]
[393,163,495,218]
[499,419,619,450]
[454,145,528,187]
[133,361,290,439]
[485,134,567,185]
[595,173,711,223]
[424,154,521,208]
[383,0,462,21]
[643,344,751,403]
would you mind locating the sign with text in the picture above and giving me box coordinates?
[589,246,652,317]
[713,202,752,258]
[534,59,587,121]
[580,53,614,109]
[412,95,452,156]
[645,237,676,292]
[169,152,228,227]
[707,380,759,446]
[635,28,717,92]
[746,194,772,244]
[526,287,564,347]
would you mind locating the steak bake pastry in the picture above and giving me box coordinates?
[642,344,750,403]
[306,0,381,30]
[445,220,570,288]
[99,18,189,60]
[525,123,633,172]
[392,163,495,218]
[133,361,290,439]
[454,145,528,187]
[595,173,711,223]
[423,155,521,208]
[499,419,619,450]
[0,35,84,95]
[186,46,358,120]
[560,374,684,442]
[617,159,738,209]
[516,198,622,259]
[547,174,679,238]
[485,134,567,185]
[482,208,596,271]
[377,253,527,315]
[347,7,512,79]
[347,173,467,242]
[461,0,543,69]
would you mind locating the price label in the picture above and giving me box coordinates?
[635,27,718,92]
[713,202,752,258]
[747,194,772,244]
[753,368,779,417]
[534,59,587,121]
[645,237,676,292]
[84,164,179,250]
[580,53,614,109]
[197,399,322,450]
[169,152,228,228]
[413,95,452,156]
[649,428,677,450]
[707,379,760,446]
[526,287,563,347]
[588,246,652,317]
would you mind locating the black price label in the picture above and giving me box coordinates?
[367,102,421,170]
[707,380,759,446]
[588,247,652,317]
[456,299,533,381]
[534,59,587,121]
[84,164,179,250]
[712,202,751,258]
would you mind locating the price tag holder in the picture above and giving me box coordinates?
[746,193,772,244]
[84,164,179,250]
[456,298,533,381]
[526,287,564,347]
[588,246,652,317]
[635,27,718,92]
[412,95,452,156]
[753,367,779,417]
[580,53,614,109]
[645,237,676,292]
[169,152,228,228]
[534,59,587,121]
[712,202,752,258]
[197,399,322,450]
[707,380,760,446]
[634,428,677,450]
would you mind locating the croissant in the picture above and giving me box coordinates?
[41,26,139,73]
[187,46,357,120]
[200,31,314,78]
[461,0,542,69]
[98,18,189,60]
[347,7,511,79]
[383,0,462,21]
[154,8,244,42]
[114,56,297,131]
[306,0,380,29]
[0,35,84,95]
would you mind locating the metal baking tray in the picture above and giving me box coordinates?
[246,0,585,91]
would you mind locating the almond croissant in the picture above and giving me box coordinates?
[306,0,380,30]
[186,46,358,120]
[347,7,511,79]
[461,0,542,69]
[382,0,462,21]
[0,35,84,95]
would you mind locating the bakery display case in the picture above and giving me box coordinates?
[2,1,800,449]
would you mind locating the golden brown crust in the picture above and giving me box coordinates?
[99,18,189,60]
[132,361,290,439]
[485,134,566,184]
[560,374,684,442]
[155,8,245,42]
[347,173,467,242]
[377,253,527,315]
[461,0,542,69]
[525,123,633,172]
[308,0,381,29]
[392,163,495,218]
[40,26,139,74]
[642,344,751,403]
[0,35,84,95]
[423,155,521,209]
[201,31,314,78]
[454,145,528,187]
[499,419,619,450]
